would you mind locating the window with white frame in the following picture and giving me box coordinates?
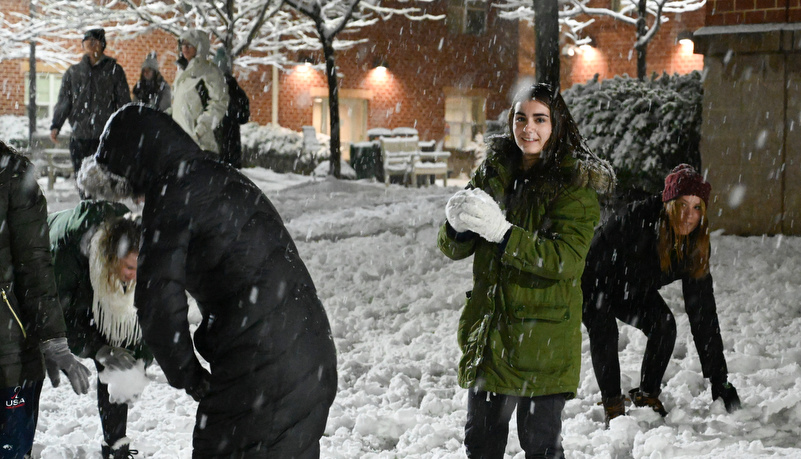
[24,72,62,120]
[447,0,488,36]
[444,94,485,150]
[312,96,368,157]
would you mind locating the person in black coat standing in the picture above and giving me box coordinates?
[76,105,337,458]
[582,164,741,426]
[213,48,250,169]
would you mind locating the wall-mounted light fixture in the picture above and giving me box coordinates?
[578,35,597,52]
[677,30,694,46]
[298,54,316,66]
[373,57,389,69]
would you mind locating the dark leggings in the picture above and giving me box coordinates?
[464,389,566,459]
[583,287,677,398]
[95,361,128,447]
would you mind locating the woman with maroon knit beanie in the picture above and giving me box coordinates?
[582,164,741,426]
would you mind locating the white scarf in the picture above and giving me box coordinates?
[88,229,142,348]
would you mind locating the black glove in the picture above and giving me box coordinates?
[40,338,91,394]
[95,345,137,371]
[186,369,212,402]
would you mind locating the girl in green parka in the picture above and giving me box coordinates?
[48,200,149,459]
[438,83,615,459]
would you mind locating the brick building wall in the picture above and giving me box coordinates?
[272,0,519,142]
[517,3,705,88]
[696,1,801,235]
[706,0,801,25]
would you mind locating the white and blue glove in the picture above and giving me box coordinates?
[458,189,512,243]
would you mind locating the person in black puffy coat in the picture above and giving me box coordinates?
[77,104,338,458]
[582,164,741,426]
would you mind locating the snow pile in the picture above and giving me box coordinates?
[240,122,329,173]
[28,172,801,458]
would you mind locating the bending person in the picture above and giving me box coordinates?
[582,164,741,425]
[48,200,150,458]
[77,105,337,458]
[438,83,615,458]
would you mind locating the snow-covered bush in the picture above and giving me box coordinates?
[563,72,703,194]
[240,122,329,174]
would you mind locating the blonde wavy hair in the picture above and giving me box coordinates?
[657,199,710,279]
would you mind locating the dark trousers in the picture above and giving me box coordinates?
[465,390,565,459]
[95,361,128,447]
[69,137,100,175]
[0,380,42,459]
[583,287,679,398]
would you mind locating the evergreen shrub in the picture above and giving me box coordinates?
[563,71,703,196]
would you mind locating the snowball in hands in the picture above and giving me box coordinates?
[458,188,512,243]
[98,360,149,405]
[445,190,473,233]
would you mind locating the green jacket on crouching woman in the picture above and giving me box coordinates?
[438,136,605,399]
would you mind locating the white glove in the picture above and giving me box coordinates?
[459,189,512,243]
[445,190,472,233]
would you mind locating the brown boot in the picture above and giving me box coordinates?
[629,388,668,416]
[602,394,626,426]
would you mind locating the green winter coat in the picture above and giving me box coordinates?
[0,144,67,387]
[48,201,150,361]
[438,137,606,398]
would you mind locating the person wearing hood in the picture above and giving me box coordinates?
[212,47,250,169]
[50,28,131,177]
[48,201,151,459]
[438,83,615,458]
[582,164,741,426]
[77,105,338,458]
[132,51,171,112]
[171,29,229,154]
[0,141,91,458]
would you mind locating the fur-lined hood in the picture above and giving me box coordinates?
[78,104,211,200]
[486,135,616,195]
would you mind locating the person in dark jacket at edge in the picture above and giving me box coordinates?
[76,105,338,458]
[132,51,172,112]
[582,164,741,426]
[438,83,616,459]
[212,47,250,169]
[49,28,131,178]
[48,201,151,459]
[0,141,91,459]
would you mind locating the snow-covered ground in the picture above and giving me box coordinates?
[32,171,801,458]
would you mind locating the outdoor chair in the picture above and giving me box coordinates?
[380,136,419,186]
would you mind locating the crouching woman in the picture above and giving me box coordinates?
[438,83,615,458]
[48,201,150,459]
[582,164,741,425]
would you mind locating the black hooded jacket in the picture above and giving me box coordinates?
[78,105,337,453]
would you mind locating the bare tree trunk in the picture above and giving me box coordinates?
[28,1,37,144]
[322,39,341,178]
[636,0,647,80]
[533,0,560,90]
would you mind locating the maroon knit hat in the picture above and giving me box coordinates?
[662,164,711,205]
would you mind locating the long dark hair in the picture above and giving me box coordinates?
[505,83,591,174]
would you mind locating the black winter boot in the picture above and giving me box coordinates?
[602,394,626,427]
[102,437,138,459]
[629,388,668,416]
[712,381,741,413]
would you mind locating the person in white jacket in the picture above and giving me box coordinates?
[171,29,229,154]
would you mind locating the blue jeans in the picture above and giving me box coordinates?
[465,389,566,459]
[0,381,42,459]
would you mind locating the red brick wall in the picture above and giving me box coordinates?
[550,5,706,87]
[706,0,798,25]
[274,0,519,141]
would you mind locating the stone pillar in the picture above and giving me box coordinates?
[694,25,801,235]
